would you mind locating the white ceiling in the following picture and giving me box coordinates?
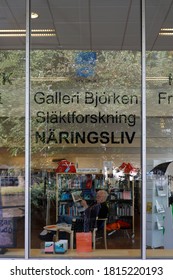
[1,0,173,50]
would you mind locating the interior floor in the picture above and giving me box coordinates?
[15,211,141,251]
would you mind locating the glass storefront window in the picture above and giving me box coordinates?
[2,0,173,261]
[1,0,166,260]
[146,1,173,258]
[30,1,142,258]
[0,1,26,257]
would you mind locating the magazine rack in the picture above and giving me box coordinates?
[146,176,169,248]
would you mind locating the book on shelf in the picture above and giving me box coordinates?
[122,190,131,200]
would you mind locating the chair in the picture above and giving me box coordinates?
[93,217,108,249]
[86,202,108,249]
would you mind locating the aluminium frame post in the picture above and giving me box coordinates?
[141,0,147,260]
[25,0,31,260]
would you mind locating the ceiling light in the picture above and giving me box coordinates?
[146,77,168,81]
[0,29,56,37]
[159,28,173,36]
[32,29,55,32]
[31,12,39,19]
[0,34,25,37]
[0,33,56,37]
[31,33,56,37]
[0,29,26,32]
[159,32,173,36]
[31,77,69,82]
[0,29,55,33]
[161,28,173,31]
[146,74,172,85]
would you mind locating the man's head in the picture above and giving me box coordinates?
[96,190,108,203]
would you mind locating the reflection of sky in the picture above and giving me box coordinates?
[75,52,96,78]
[75,52,96,65]
[76,67,94,78]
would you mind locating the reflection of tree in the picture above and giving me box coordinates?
[0,117,24,156]
[1,49,171,156]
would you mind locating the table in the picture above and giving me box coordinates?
[44,224,74,249]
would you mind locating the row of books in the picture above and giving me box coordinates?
[110,190,132,200]
[58,177,107,190]
[59,204,80,216]
[115,204,133,216]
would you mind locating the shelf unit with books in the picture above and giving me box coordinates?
[108,176,135,239]
[146,176,169,248]
[56,172,136,242]
[56,173,108,220]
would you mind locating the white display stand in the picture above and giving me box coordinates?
[163,206,173,249]
[146,177,168,248]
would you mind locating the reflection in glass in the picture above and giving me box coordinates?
[0,51,25,257]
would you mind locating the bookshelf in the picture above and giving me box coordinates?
[56,172,136,241]
[56,173,108,220]
[108,176,135,239]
